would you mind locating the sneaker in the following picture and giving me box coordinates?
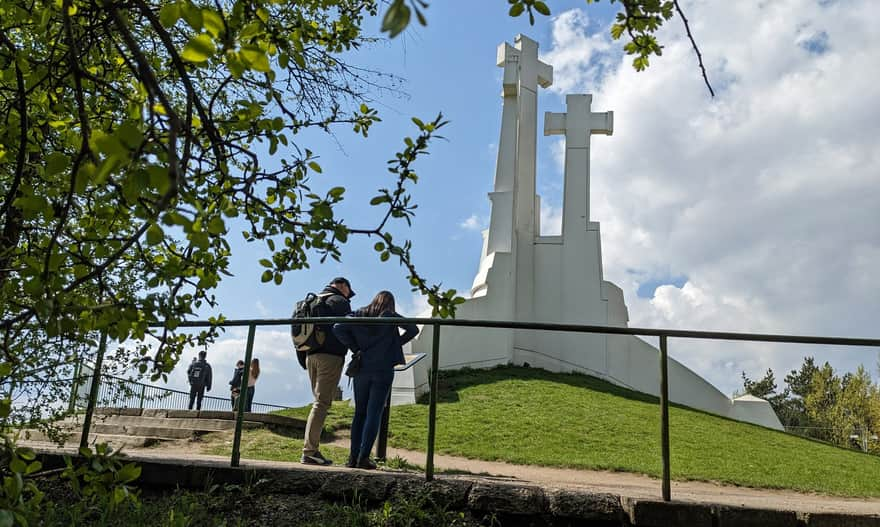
[301,451,333,466]
[345,456,357,468]
[356,457,377,470]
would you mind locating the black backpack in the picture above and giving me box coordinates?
[291,292,333,368]
[188,361,206,387]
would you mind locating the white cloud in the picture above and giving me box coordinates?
[399,291,431,317]
[539,203,563,235]
[540,9,614,94]
[459,214,487,231]
[543,0,880,394]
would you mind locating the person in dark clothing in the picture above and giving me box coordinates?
[301,277,355,466]
[333,291,418,469]
[229,360,244,409]
[187,351,213,411]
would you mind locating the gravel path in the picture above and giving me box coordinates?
[322,439,880,515]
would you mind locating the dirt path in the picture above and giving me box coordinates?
[321,438,880,515]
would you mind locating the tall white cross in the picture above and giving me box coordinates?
[544,94,613,237]
[486,35,552,257]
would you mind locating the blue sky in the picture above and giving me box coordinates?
[152,0,880,408]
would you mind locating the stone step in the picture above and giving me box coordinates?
[96,407,306,430]
[88,414,260,432]
[90,423,205,440]
[20,433,166,449]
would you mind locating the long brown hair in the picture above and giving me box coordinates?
[365,291,395,317]
[250,358,260,379]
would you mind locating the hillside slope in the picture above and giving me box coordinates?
[381,366,880,497]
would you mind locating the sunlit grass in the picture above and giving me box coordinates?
[379,366,880,497]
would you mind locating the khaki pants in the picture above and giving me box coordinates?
[303,353,344,456]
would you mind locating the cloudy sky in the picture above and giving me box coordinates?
[150,0,878,409]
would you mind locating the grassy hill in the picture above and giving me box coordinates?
[277,366,880,497]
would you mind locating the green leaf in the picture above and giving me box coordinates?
[180,1,203,30]
[374,242,385,252]
[9,457,26,474]
[25,460,42,475]
[159,3,180,27]
[509,3,524,17]
[13,195,49,212]
[307,161,322,173]
[207,216,226,235]
[202,8,224,38]
[45,152,70,177]
[533,1,551,16]
[117,121,143,149]
[146,224,164,246]
[258,258,273,268]
[260,270,273,282]
[240,46,271,73]
[381,0,410,38]
[181,34,216,63]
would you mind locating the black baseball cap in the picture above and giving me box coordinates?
[330,277,355,297]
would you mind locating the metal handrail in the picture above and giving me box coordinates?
[74,316,879,501]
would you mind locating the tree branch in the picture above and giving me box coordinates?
[673,0,714,97]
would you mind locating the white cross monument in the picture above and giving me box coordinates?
[392,35,782,431]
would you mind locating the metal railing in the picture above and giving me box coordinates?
[76,316,880,502]
[70,371,293,415]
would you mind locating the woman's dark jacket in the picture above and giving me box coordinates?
[332,310,419,374]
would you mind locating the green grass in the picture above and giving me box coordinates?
[378,366,880,497]
[273,403,356,435]
[200,428,351,464]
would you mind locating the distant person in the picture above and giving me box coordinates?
[333,291,418,470]
[245,358,260,412]
[301,277,355,466]
[229,360,245,409]
[187,351,213,411]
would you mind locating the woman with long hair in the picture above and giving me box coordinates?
[245,358,260,412]
[333,291,418,469]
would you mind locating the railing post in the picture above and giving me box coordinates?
[659,334,671,501]
[80,331,107,451]
[376,389,391,461]
[425,323,441,481]
[138,384,146,410]
[67,356,82,415]
[231,323,256,467]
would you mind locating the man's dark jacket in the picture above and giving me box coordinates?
[312,285,352,358]
[187,359,213,390]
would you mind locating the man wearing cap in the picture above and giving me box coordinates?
[301,277,355,465]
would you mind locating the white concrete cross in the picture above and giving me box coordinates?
[544,95,613,235]
[544,94,613,148]
[496,40,553,96]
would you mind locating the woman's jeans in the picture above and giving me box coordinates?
[350,370,394,461]
[245,386,255,412]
